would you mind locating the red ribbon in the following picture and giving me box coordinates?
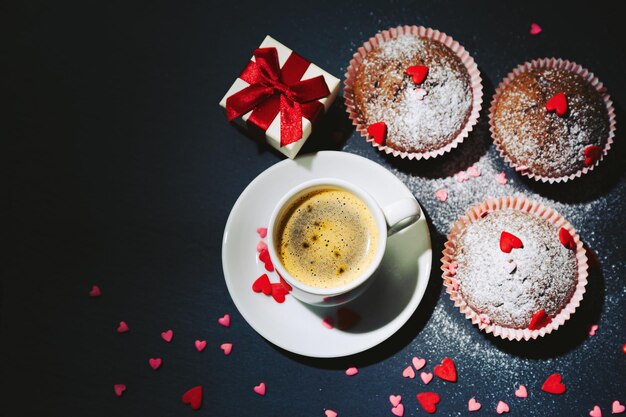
[225,47,330,147]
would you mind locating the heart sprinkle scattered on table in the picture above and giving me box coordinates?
[496,400,510,414]
[613,401,625,414]
[117,321,129,333]
[182,386,203,410]
[495,172,507,185]
[434,357,457,382]
[345,367,358,376]
[391,403,404,416]
[220,343,233,355]
[218,314,230,327]
[389,395,402,407]
[253,382,266,396]
[468,397,481,412]
[420,372,433,384]
[416,392,440,414]
[149,357,162,370]
[589,405,602,417]
[113,384,126,397]
[195,340,207,352]
[412,357,426,370]
[402,366,415,379]
[89,285,101,297]
[541,373,566,394]
[161,329,173,343]
[324,410,338,417]
[367,122,387,145]
[589,324,598,337]
[530,23,542,35]
[435,188,448,202]
[515,385,528,398]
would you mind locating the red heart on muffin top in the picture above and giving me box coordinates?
[406,65,428,84]
[545,92,568,116]
[182,385,203,410]
[528,309,552,330]
[558,227,576,250]
[583,145,602,167]
[500,231,523,253]
[416,392,440,414]
[434,357,457,382]
[541,373,566,394]
[367,122,387,145]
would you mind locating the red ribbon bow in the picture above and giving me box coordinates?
[225,47,330,147]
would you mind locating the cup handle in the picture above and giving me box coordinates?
[381,197,421,236]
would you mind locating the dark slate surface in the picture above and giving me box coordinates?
[4,1,625,416]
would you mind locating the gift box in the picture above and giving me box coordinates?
[219,36,340,159]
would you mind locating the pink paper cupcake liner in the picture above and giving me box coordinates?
[344,25,483,160]
[441,195,589,341]
[489,58,616,183]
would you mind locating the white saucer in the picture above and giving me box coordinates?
[222,151,432,358]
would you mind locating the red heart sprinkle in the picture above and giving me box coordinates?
[258,249,274,272]
[270,283,288,303]
[434,357,457,382]
[117,321,129,333]
[337,307,361,330]
[253,382,266,396]
[252,274,272,295]
[89,285,101,297]
[149,358,162,370]
[541,373,566,394]
[218,314,231,327]
[558,227,576,250]
[528,309,552,330]
[195,340,207,352]
[367,122,387,145]
[256,227,267,238]
[416,392,440,414]
[182,385,203,410]
[583,145,602,167]
[530,23,542,35]
[257,241,268,253]
[161,329,173,342]
[406,65,428,84]
[545,92,568,116]
[113,384,126,397]
[500,231,523,253]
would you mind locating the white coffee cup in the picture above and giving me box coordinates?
[267,178,420,306]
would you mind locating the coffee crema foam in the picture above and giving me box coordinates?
[276,188,379,289]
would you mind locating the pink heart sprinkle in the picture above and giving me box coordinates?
[253,382,266,396]
[89,285,101,297]
[496,401,509,414]
[503,259,517,274]
[467,165,481,177]
[415,88,427,101]
[345,367,358,376]
[256,241,268,253]
[325,410,338,417]
[435,188,448,202]
[218,314,231,328]
[322,316,334,329]
[113,384,126,397]
[468,398,482,412]
[479,314,491,325]
[256,227,267,238]
[515,385,528,398]
[530,23,542,35]
[220,343,233,355]
[455,171,470,183]
[402,366,415,379]
[389,395,402,407]
[149,358,162,370]
[612,401,625,414]
[515,165,529,172]
[195,340,207,352]
[420,372,433,384]
[589,324,598,336]
[589,405,602,417]
[495,172,507,185]
[412,357,426,370]
[161,329,173,342]
[391,403,405,417]
[449,261,458,276]
[117,321,129,333]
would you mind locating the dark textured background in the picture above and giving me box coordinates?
[4,1,625,416]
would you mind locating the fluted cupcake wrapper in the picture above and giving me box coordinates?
[489,58,616,183]
[344,25,483,160]
[440,195,589,341]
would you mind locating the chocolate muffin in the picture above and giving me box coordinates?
[491,62,612,179]
[352,33,474,154]
[453,209,578,329]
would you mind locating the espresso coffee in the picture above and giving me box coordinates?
[276,188,379,289]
